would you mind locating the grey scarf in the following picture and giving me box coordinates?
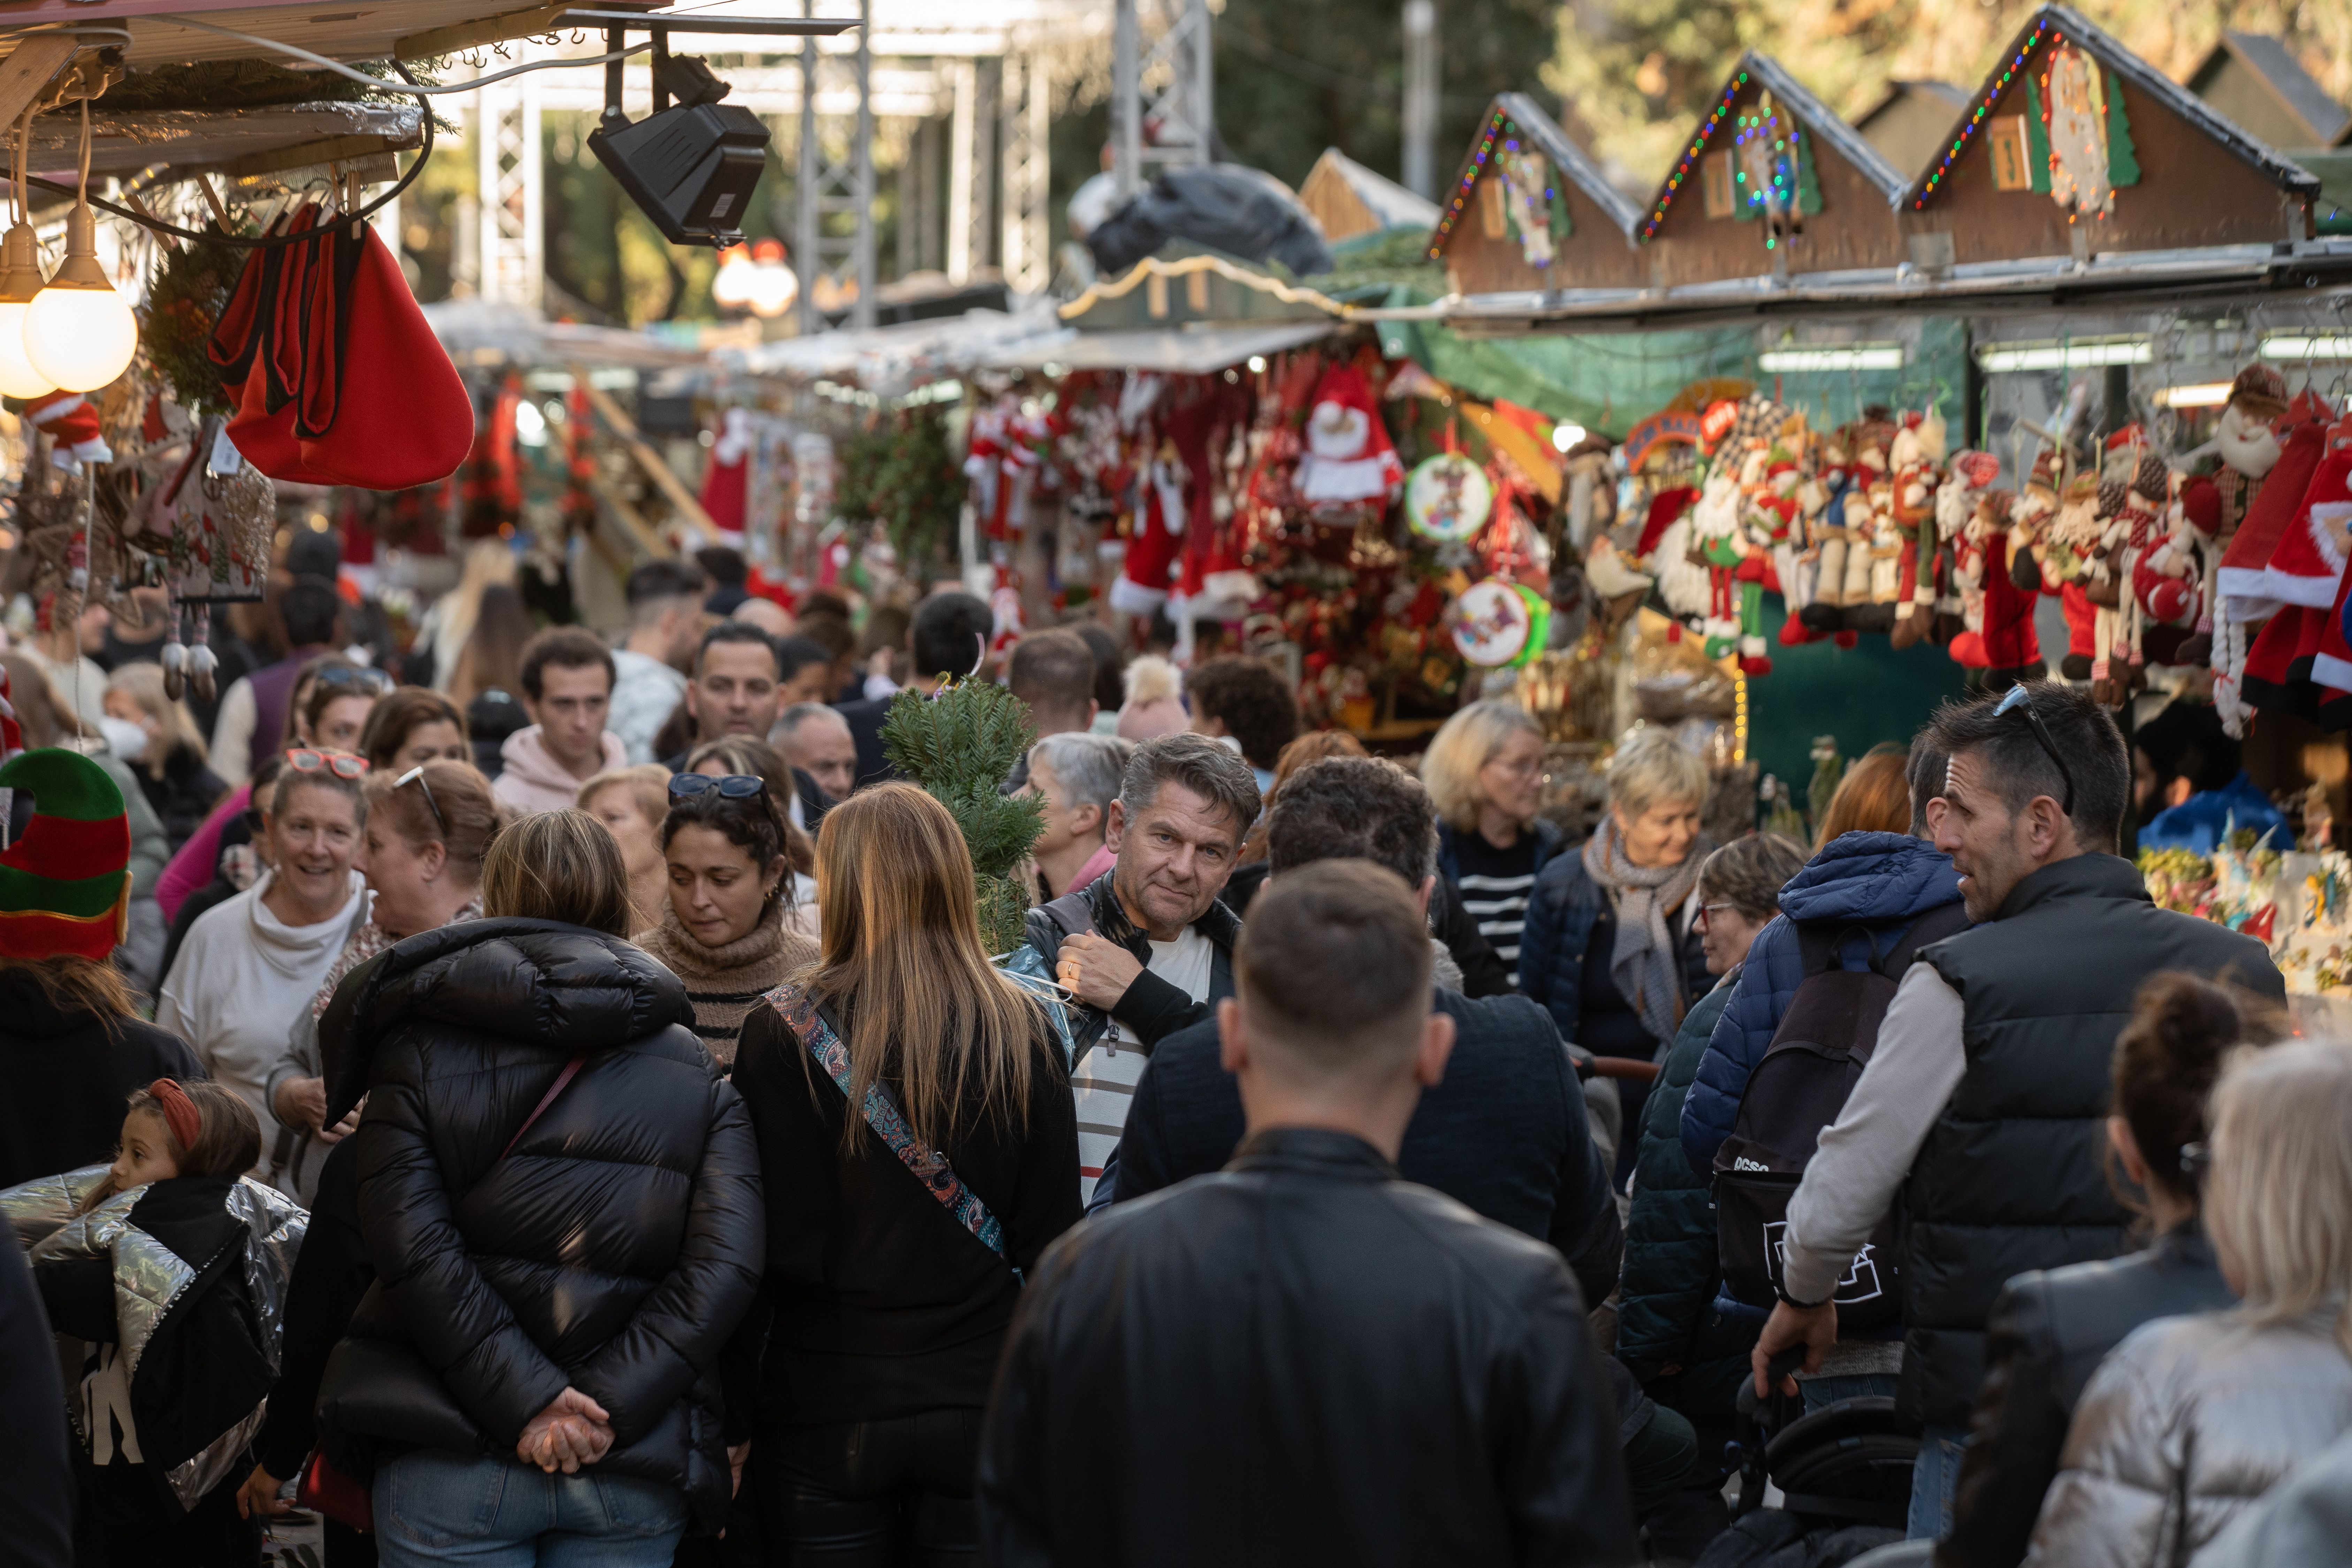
[1582,817,1713,1048]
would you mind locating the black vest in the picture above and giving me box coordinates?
[1902,853,2280,1427]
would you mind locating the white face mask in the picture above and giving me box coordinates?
[97,714,148,762]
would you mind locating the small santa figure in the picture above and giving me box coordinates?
[1293,366,1404,520]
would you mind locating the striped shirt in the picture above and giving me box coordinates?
[1072,925,1214,1204]
[1452,829,1542,988]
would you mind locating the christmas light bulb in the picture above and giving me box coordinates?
[23,203,135,393]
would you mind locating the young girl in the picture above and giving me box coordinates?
[0,1079,306,1567]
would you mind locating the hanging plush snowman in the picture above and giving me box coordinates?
[1293,366,1404,522]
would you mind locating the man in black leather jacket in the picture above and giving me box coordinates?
[978,862,1635,1567]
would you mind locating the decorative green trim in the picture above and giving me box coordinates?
[1550,185,1573,239]
[2026,71,2052,193]
[2104,69,2140,187]
[1796,132,1822,215]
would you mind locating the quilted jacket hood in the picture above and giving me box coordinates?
[1777,831,1963,927]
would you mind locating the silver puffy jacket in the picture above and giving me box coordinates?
[2025,1308,2352,1568]
[2,1166,306,1508]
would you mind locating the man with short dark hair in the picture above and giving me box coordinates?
[1114,755,1621,1307]
[210,580,344,786]
[609,559,705,764]
[773,636,839,709]
[1008,629,1100,739]
[1751,682,2283,1542]
[696,544,750,615]
[1001,732,1258,1203]
[492,628,625,813]
[979,862,1636,1568]
[832,591,995,789]
[1185,655,1301,793]
[663,621,783,768]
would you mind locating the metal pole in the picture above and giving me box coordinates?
[1190,0,1213,163]
[946,61,975,283]
[797,0,820,335]
[852,0,874,329]
[1113,0,1139,198]
[1402,0,1436,198]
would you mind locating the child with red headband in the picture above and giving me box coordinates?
[1,1077,305,1567]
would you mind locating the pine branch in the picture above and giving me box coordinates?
[881,680,1047,880]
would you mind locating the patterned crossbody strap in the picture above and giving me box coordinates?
[768,982,1010,1264]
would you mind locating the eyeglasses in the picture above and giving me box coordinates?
[670,772,765,802]
[284,749,369,779]
[312,666,393,697]
[1992,684,2076,818]
[396,764,445,835]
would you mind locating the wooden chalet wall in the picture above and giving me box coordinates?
[1906,15,2314,262]
[1430,102,1645,295]
[1638,69,1907,288]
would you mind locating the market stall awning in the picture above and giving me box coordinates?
[985,320,1338,376]
[422,298,710,370]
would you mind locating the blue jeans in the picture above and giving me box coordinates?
[374,1451,689,1567]
[1798,1372,1900,1416]
[1907,1423,1970,1542]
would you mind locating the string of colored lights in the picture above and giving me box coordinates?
[1642,71,1748,240]
[1913,14,2056,209]
[1427,104,1513,260]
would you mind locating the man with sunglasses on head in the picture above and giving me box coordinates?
[1750,681,2283,1547]
[493,628,627,815]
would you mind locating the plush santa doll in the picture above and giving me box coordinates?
[2197,364,2289,560]
[25,390,112,469]
[2240,415,2352,717]
[2216,391,2339,730]
[1293,366,1404,520]
[699,407,753,544]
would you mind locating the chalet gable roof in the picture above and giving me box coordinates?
[1428,93,1642,258]
[1908,5,2323,210]
[2188,32,2350,148]
[1636,52,1908,241]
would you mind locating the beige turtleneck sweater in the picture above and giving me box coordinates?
[636,906,819,1070]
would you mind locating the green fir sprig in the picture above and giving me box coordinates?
[881,676,1046,953]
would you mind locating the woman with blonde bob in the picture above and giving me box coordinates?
[1421,701,1561,989]
[2024,1037,2352,1567]
[732,782,1080,1565]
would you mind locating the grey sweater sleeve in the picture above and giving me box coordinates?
[1781,962,1965,1303]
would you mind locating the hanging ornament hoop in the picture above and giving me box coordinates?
[1406,452,1494,542]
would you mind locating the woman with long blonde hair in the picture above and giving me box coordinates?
[732,782,1080,1565]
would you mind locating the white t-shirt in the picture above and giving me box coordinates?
[1071,924,1214,1205]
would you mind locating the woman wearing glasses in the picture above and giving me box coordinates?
[263,759,502,1202]
[158,750,373,1177]
[1421,701,1562,991]
[636,773,818,1071]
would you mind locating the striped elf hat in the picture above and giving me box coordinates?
[0,747,130,962]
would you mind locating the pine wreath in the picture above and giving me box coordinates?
[142,226,249,417]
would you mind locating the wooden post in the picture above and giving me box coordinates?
[575,376,714,541]
[0,37,80,138]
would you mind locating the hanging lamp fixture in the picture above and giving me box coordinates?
[23,97,137,393]
[0,107,55,399]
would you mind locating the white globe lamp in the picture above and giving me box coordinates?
[0,221,54,399]
[23,200,137,393]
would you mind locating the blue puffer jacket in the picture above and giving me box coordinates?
[1617,970,1737,1378]
[1678,831,1964,1177]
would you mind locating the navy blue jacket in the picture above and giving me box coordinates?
[1679,831,1964,1177]
[1617,970,1736,1377]
[1519,844,1711,1050]
[1434,816,1565,889]
[1108,987,1623,1308]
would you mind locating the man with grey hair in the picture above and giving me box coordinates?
[1021,732,1132,901]
[1001,731,1259,1203]
[772,701,856,827]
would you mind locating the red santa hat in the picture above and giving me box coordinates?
[1294,367,1403,506]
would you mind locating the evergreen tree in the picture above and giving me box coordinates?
[881,678,1046,956]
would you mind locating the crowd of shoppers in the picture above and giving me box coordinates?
[12,530,2352,1568]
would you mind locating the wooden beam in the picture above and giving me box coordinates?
[585,468,676,560]
[576,378,718,540]
[0,37,82,136]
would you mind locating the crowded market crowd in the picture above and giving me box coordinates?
[1,541,2349,1568]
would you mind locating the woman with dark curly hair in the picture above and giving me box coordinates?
[1184,655,1300,795]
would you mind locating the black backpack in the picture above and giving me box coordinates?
[1712,903,1968,1327]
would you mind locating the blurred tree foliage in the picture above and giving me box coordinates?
[835,405,965,574]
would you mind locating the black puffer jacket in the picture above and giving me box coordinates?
[314,918,765,1530]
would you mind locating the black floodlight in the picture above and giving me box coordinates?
[576,11,858,248]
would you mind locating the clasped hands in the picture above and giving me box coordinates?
[517,1387,614,1474]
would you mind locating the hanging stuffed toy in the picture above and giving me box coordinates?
[1293,366,1403,524]
[700,407,753,544]
[1110,438,1188,618]
[24,390,112,470]
[2215,390,2338,732]
[0,746,131,961]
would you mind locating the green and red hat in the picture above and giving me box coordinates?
[0,747,131,963]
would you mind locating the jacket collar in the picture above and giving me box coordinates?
[1080,868,1242,953]
[1228,1125,1400,1181]
[1994,852,2151,923]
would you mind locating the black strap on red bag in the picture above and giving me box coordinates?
[296,1054,590,1532]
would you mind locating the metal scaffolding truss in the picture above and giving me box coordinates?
[478,73,544,310]
[796,0,878,333]
[1112,0,1214,198]
[999,51,1051,295]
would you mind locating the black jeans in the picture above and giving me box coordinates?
[755,1410,982,1568]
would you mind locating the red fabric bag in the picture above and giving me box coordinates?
[297,1448,374,1532]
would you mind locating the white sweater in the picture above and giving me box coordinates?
[157,869,370,1181]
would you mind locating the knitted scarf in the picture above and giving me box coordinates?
[1581,817,1713,1048]
[637,907,819,1070]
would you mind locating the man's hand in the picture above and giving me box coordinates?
[517,1387,614,1474]
[315,1099,363,1146]
[729,1442,751,1499]
[234,1463,292,1519]
[1752,1300,1839,1398]
[274,1075,328,1133]
[1056,932,1143,1012]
